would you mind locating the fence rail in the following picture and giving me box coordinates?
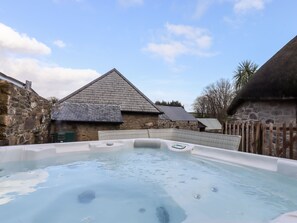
[223,122,297,160]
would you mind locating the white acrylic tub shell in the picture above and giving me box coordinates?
[1,138,297,223]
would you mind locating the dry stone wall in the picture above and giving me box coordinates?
[230,101,297,124]
[120,113,159,130]
[158,120,199,131]
[0,81,51,145]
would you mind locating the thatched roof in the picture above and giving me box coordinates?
[51,102,123,123]
[157,105,197,121]
[228,35,297,115]
[59,68,161,114]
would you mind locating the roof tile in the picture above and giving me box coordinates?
[59,69,161,114]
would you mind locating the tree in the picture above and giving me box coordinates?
[192,79,235,122]
[48,97,59,105]
[192,95,209,118]
[155,100,184,108]
[233,60,258,91]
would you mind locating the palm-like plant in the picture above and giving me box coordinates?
[233,60,258,91]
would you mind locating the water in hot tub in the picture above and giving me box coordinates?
[0,148,297,223]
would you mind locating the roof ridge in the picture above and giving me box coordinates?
[61,101,120,106]
[58,68,116,103]
[112,69,162,113]
[58,68,162,114]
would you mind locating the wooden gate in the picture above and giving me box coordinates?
[224,122,297,160]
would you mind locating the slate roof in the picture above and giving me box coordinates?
[51,102,123,123]
[157,105,197,121]
[59,68,161,114]
[197,118,222,131]
[228,35,297,115]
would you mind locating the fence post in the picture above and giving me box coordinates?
[276,125,280,157]
[289,122,293,159]
[293,123,297,160]
[241,122,245,152]
[251,122,254,153]
[246,122,249,153]
[268,123,273,156]
[261,123,266,155]
[255,122,261,154]
[282,122,287,158]
[225,122,228,134]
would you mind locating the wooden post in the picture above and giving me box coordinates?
[276,125,280,157]
[293,123,297,160]
[246,123,249,153]
[224,122,228,134]
[255,122,261,154]
[262,124,268,155]
[268,123,273,156]
[241,123,245,152]
[289,122,293,159]
[260,123,265,155]
[250,122,254,153]
[282,122,287,158]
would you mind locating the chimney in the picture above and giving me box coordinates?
[25,80,32,90]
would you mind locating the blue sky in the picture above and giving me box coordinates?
[0,0,296,111]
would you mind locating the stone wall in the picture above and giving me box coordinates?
[51,121,120,141]
[230,101,297,124]
[51,113,200,142]
[158,120,199,131]
[50,113,159,141]
[0,81,51,145]
[120,113,159,129]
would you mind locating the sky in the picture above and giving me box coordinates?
[0,0,296,111]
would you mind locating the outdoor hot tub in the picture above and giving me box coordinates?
[0,129,297,223]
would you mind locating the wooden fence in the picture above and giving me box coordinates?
[223,122,297,160]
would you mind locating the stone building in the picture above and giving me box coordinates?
[157,105,202,131]
[0,73,51,146]
[227,36,297,124]
[51,68,162,141]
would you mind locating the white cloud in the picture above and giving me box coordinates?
[234,0,267,13]
[53,40,66,48]
[0,22,100,99]
[0,23,51,55]
[222,0,270,27]
[145,42,188,63]
[0,56,100,99]
[144,23,215,63]
[194,0,214,19]
[118,0,143,7]
[166,23,212,49]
